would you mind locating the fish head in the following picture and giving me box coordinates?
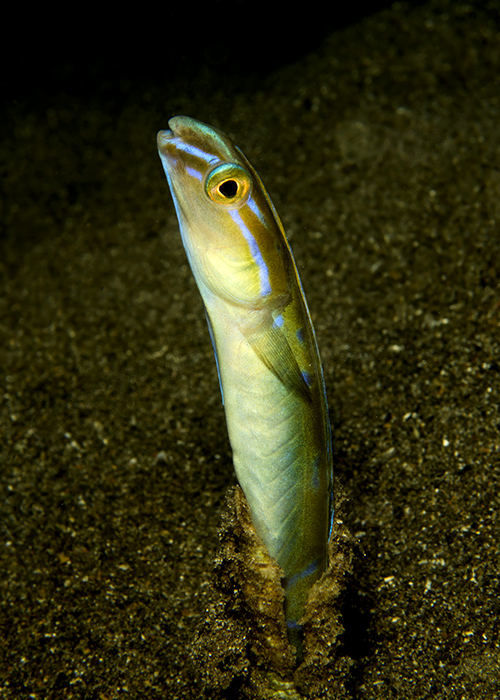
[157,116,290,307]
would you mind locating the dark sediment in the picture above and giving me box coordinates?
[191,487,353,698]
[1,1,500,698]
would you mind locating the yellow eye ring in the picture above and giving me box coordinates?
[205,163,252,206]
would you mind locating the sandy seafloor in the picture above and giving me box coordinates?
[1,1,500,697]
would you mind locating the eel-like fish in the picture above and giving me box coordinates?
[157,116,333,641]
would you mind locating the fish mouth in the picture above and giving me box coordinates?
[168,116,181,133]
[157,128,175,153]
[157,116,189,153]
[168,115,197,134]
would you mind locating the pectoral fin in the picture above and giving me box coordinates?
[244,322,312,403]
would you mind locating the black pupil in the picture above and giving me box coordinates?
[219,179,238,198]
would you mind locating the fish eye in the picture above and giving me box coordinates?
[205,163,251,206]
[218,179,238,198]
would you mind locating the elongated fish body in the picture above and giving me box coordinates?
[157,117,333,635]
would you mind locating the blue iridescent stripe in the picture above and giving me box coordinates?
[229,209,271,296]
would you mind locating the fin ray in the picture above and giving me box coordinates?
[244,322,312,403]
